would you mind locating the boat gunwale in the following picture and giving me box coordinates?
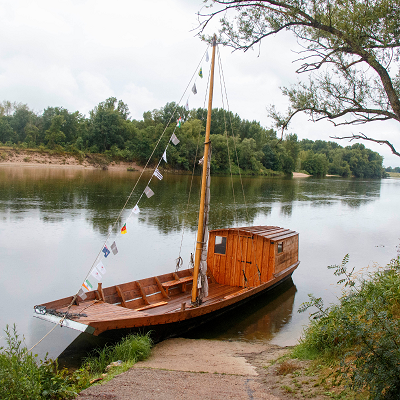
[37,261,299,336]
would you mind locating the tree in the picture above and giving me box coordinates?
[199,0,400,156]
[88,98,130,152]
[45,115,66,149]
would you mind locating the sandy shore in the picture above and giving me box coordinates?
[75,338,331,400]
[0,148,143,172]
[292,172,310,178]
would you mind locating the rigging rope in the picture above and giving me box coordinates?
[216,47,261,286]
[176,48,212,270]
[28,45,211,356]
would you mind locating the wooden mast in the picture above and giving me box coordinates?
[191,35,217,305]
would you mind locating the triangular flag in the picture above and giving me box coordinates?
[121,223,127,234]
[96,261,106,275]
[171,133,180,145]
[154,168,163,180]
[192,83,197,95]
[206,50,209,62]
[132,205,140,215]
[176,117,182,128]
[199,67,203,78]
[102,245,110,258]
[78,288,87,300]
[162,150,167,163]
[91,266,102,281]
[185,100,189,111]
[144,186,154,198]
[111,241,118,255]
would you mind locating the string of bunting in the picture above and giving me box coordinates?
[77,132,183,299]
[76,46,210,302]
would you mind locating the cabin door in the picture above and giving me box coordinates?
[237,235,257,287]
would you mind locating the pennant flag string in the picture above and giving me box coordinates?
[96,261,107,275]
[144,186,155,198]
[171,133,180,145]
[102,245,110,258]
[26,45,212,359]
[154,168,163,180]
[91,266,102,281]
[72,44,203,302]
[111,241,118,255]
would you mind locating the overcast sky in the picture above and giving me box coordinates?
[1,0,399,167]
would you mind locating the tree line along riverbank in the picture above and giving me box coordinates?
[0,98,387,178]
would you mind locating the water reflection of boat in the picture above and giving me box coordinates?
[33,36,299,348]
[186,278,297,342]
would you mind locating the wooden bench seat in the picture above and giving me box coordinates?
[161,276,193,296]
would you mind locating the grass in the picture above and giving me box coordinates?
[0,327,152,399]
[387,171,400,177]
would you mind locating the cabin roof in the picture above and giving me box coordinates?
[210,226,298,241]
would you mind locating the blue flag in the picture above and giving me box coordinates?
[102,245,110,258]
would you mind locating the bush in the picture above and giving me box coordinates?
[0,327,152,399]
[0,325,74,399]
[296,253,400,399]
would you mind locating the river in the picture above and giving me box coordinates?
[0,165,399,359]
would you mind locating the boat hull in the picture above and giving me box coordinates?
[55,265,297,365]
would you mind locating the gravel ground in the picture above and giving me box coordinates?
[76,338,288,400]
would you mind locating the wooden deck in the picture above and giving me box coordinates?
[56,282,243,328]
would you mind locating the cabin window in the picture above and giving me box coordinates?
[214,236,227,255]
[277,242,284,253]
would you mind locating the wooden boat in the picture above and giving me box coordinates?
[34,36,299,344]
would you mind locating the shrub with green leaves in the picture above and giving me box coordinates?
[0,325,74,400]
[0,326,152,399]
[296,253,400,399]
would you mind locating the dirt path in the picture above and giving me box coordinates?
[76,339,291,400]
[76,338,337,399]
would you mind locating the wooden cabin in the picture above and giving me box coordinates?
[207,226,299,288]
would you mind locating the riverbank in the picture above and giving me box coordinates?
[0,147,143,172]
[75,338,345,399]
[0,148,315,177]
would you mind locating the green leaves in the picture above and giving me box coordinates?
[297,253,400,399]
[202,0,400,156]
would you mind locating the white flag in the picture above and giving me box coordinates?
[192,83,197,95]
[132,204,140,214]
[153,168,163,180]
[111,241,118,255]
[91,266,102,281]
[162,150,167,163]
[206,50,209,62]
[185,100,189,111]
[198,156,204,165]
[171,133,180,145]
[78,288,87,300]
[144,186,154,198]
[96,261,106,275]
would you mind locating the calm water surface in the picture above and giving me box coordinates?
[0,165,399,359]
